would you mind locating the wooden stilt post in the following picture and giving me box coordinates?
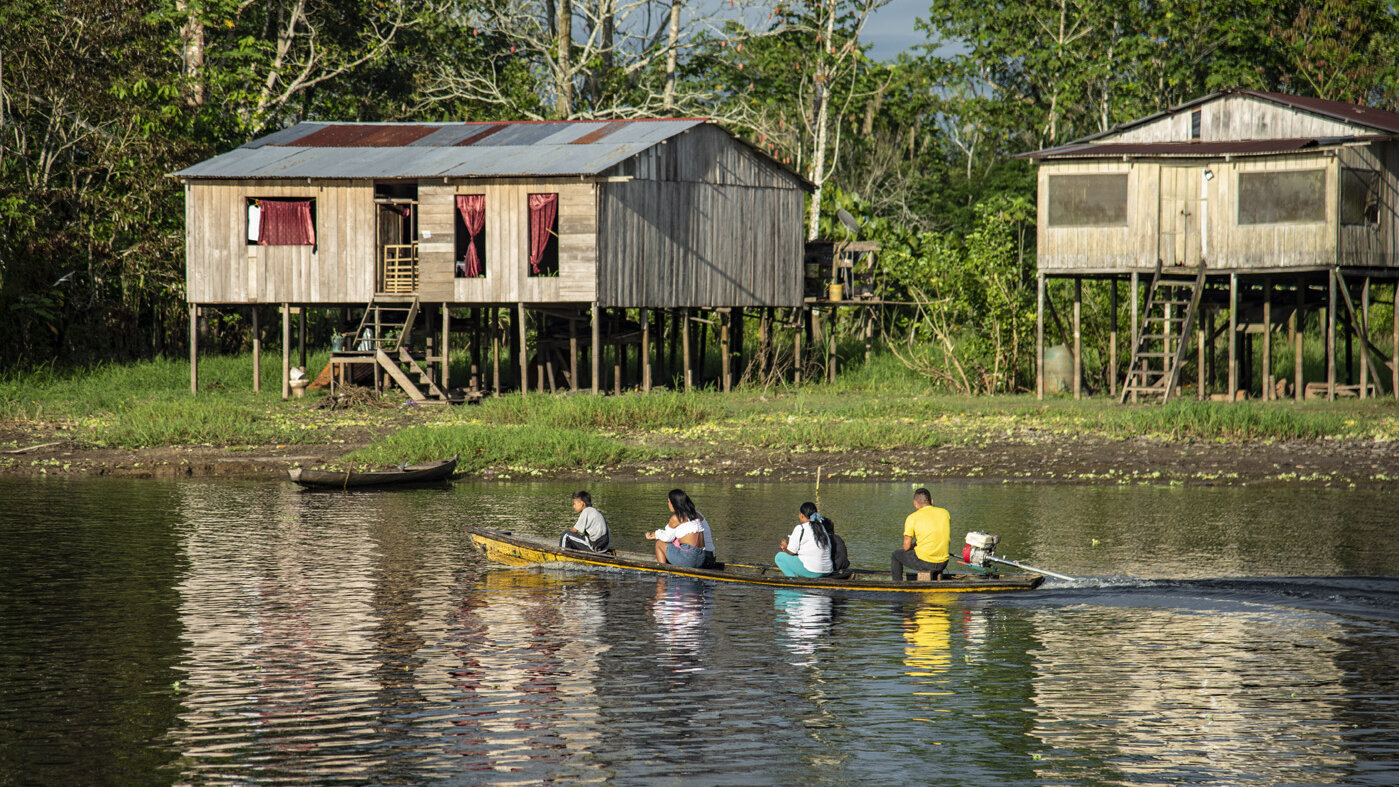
[518,302,528,396]
[1361,276,1371,398]
[826,308,838,383]
[189,303,199,395]
[592,302,602,394]
[1327,270,1337,401]
[682,308,693,391]
[569,312,579,392]
[438,305,449,392]
[669,310,679,385]
[1072,278,1082,399]
[1198,307,1208,400]
[720,310,732,393]
[1130,271,1139,403]
[613,309,623,395]
[298,307,307,372]
[1263,278,1272,401]
[1109,279,1118,398]
[1295,277,1305,401]
[1393,281,1398,400]
[252,307,262,393]
[760,307,773,381]
[492,309,501,397]
[1036,273,1045,400]
[732,306,744,387]
[697,310,709,388]
[794,307,805,385]
[641,309,650,392]
[1228,274,1238,400]
[281,303,291,400]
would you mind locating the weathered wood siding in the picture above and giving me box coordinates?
[1337,142,1399,268]
[1038,154,1347,274]
[597,125,807,307]
[1037,160,1146,272]
[423,179,597,304]
[1105,95,1360,143]
[186,180,374,303]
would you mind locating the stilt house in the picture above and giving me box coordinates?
[1023,89,1399,402]
[174,119,810,399]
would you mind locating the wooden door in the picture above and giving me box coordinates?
[1159,166,1202,267]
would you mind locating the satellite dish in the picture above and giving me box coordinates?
[836,209,860,237]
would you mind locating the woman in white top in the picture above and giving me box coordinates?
[645,489,709,568]
[774,501,834,578]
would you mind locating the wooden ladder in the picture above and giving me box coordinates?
[1121,261,1208,403]
[342,296,449,402]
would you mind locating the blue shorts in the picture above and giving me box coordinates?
[666,541,707,568]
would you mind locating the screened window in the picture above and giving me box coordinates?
[1046,174,1128,227]
[1237,170,1326,224]
[1341,168,1380,226]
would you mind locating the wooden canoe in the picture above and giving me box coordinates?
[465,526,1044,594]
[288,456,458,489]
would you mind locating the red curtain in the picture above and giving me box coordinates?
[258,199,316,246]
[455,195,485,277]
[528,193,558,274]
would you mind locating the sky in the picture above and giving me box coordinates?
[863,0,930,61]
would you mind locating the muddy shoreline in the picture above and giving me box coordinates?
[4,424,1396,487]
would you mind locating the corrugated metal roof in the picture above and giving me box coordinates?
[174,118,710,179]
[1021,136,1379,159]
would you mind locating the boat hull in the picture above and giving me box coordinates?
[466,527,1044,594]
[288,456,458,489]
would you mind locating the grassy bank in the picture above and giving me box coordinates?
[3,352,1397,474]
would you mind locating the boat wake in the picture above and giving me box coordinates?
[1004,575,1399,623]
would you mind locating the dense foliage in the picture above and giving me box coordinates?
[3,0,1397,387]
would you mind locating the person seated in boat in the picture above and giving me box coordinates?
[560,490,610,552]
[775,502,834,578]
[815,509,851,579]
[645,488,713,568]
[890,487,949,581]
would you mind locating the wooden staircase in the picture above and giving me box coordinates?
[1121,261,1208,403]
[334,296,451,403]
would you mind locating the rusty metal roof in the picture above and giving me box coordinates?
[1021,136,1383,160]
[174,118,713,179]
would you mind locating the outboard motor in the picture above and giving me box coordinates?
[962,530,1000,569]
[959,530,1077,581]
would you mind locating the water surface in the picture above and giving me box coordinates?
[0,477,1395,785]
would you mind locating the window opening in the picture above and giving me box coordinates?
[528,193,560,277]
[1237,170,1326,224]
[1190,109,1202,140]
[247,198,316,246]
[1046,174,1128,227]
[1341,168,1381,226]
[455,195,487,278]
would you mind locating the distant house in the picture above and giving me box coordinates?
[1022,89,1399,402]
[174,119,810,399]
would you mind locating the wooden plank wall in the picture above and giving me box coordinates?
[1037,154,1351,274]
[186,179,374,303]
[1337,143,1399,268]
[1105,95,1362,143]
[427,178,597,304]
[596,124,806,307]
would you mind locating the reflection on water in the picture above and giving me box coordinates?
[0,477,1396,785]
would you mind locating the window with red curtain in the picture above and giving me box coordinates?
[527,193,559,276]
[255,198,316,246]
[455,195,486,278]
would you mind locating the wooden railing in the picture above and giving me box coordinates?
[379,243,419,294]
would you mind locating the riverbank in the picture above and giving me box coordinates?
[3,353,1397,486]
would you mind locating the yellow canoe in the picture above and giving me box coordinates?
[465,526,1045,594]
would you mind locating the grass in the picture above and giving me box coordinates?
[1,350,1396,471]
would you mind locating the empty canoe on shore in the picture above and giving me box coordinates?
[288,456,458,489]
[465,526,1044,594]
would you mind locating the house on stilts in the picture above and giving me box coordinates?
[174,118,812,400]
[1023,89,1399,402]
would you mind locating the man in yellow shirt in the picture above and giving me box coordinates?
[891,488,950,581]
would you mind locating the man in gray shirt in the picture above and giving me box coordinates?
[560,490,610,552]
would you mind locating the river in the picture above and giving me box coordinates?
[0,476,1395,785]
